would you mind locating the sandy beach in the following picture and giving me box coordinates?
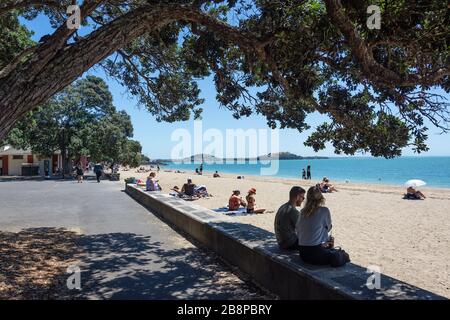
[119,168,450,298]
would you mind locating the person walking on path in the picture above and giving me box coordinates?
[94,163,104,183]
[76,164,84,183]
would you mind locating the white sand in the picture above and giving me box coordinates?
[120,168,450,298]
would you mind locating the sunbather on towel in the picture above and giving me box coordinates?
[405,187,426,200]
[319,177,338,193]
[181,178,196,196]
[228,190,247,211]
[246,188,266,214]
[194,185,210,197]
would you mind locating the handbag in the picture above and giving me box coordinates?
[329,247,350,267]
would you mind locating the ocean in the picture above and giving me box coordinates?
[164,157,450,188]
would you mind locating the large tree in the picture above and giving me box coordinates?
[85,110,142,169]
[0,0,449,157]
[6,76,125,175]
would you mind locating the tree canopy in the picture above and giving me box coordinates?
[0,0,449,158]
[85,109,143,168]
[6,76,142,172]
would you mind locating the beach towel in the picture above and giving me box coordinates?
[213,206,249,216]
[169,193,200,201]
[180,195,200,201]
[403,193,422,200]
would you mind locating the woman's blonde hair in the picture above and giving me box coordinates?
[302,185,325,218]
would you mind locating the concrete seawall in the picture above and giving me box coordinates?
[126,184,445,300]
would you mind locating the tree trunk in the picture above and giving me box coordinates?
[60,144,69,178]
[0,4,263,141]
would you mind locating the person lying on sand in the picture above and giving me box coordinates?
[171,186,181,194]
[246,188,266,214]
[405,187,426,200]
[194,185,211,198]
[320,177,338,193]
[228,190,247,211]
[213,171,220,178]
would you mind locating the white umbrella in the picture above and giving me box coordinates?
[404,179,426,188]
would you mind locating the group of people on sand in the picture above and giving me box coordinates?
[301,165,312,180]
[145,173,204,197]
[228,188,266,214]
[195,163,204,175]
[319,177,338,193]
[273,180,425,267]
[405,186,426,200]
[274,184,350,267]
[169,178,211,199]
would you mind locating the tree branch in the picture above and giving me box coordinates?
[0,45,36,78]
[0,3,292,139]
[0,0,105,82]
[0,0,63,16]
[324,0,450,88]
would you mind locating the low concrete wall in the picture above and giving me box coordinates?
[126,184,445,300]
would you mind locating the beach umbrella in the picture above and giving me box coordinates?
[404,179,426,188]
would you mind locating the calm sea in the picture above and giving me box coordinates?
[164,157,450,188]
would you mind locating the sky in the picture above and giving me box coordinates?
[19,13,450,160]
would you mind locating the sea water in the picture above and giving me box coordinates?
[164,157,450,188]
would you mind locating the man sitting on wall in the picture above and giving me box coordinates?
[274,186,306,250]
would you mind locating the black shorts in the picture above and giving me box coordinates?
[299,245,333,265]
[286,242,301,250]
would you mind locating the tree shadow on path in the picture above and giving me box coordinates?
[0,227,273,300]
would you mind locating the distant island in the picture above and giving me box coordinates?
[167,152,329,163]
[257,152,328,160]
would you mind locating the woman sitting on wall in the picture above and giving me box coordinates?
[296,185,349,267]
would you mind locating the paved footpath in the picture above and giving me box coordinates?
[0,180,273,299]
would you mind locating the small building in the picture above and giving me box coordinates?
[0,145,63,176]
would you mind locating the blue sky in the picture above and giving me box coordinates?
[20,14,450,159]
